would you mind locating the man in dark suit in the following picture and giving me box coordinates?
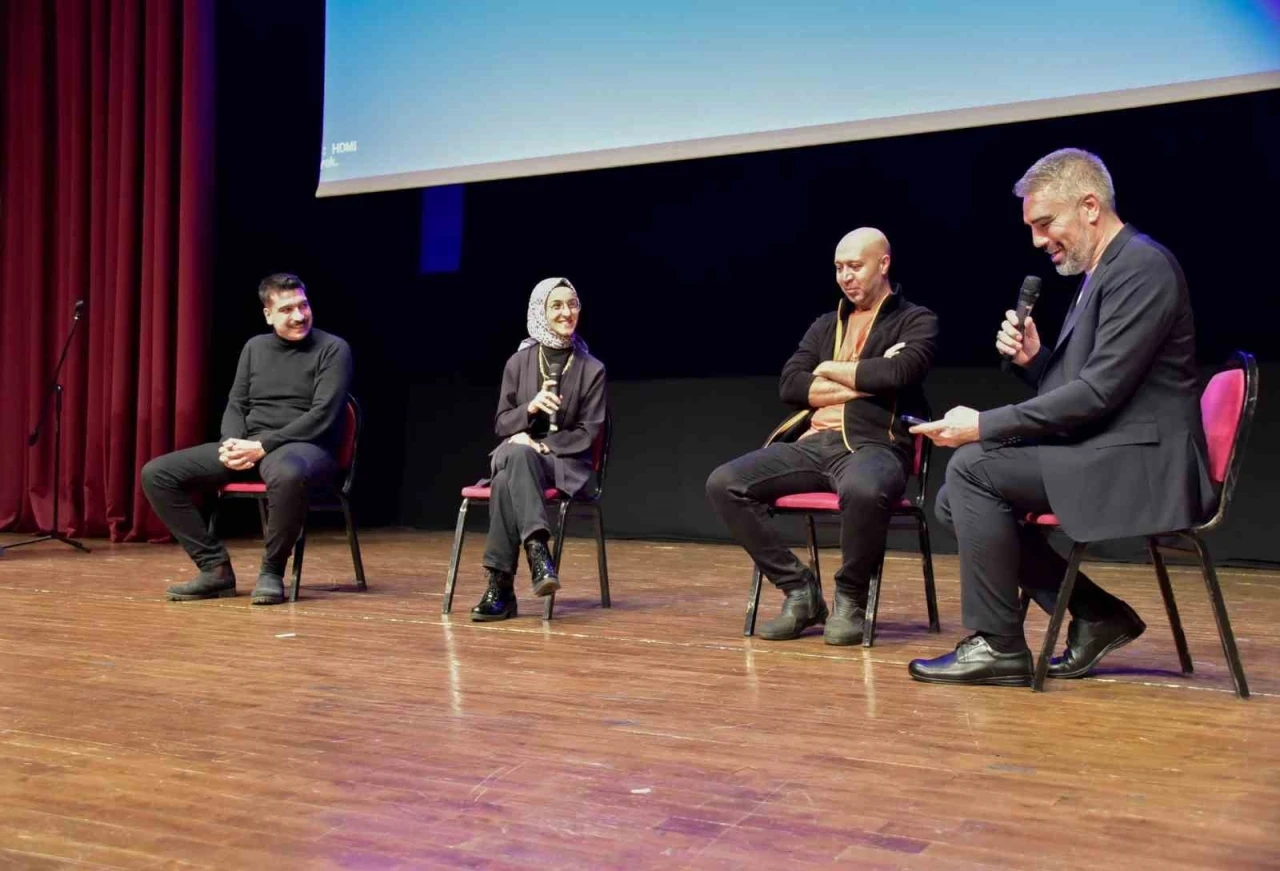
[907,148,1215,686]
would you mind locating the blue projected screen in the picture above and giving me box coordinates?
[318,1,1280,196]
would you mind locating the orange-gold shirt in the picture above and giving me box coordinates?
[803,305,878,438]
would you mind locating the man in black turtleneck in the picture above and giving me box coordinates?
[141,273,353,605]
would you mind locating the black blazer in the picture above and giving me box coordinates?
[980,225,1215,542]
[492,344,607,497]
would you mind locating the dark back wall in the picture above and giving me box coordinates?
[213,2,1279,562]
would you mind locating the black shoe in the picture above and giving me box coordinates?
[250,572,286,606]
[1047,602,1146,679]
[524,537,561,597]
[908,635,1033,686]
[166,567,236,601]
[823,589,865,646]
[471,568,518,622]
[759,577,828,640]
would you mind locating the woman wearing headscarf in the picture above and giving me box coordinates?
[471,277,608,621]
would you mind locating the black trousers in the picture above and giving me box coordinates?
[141,442,338,576]
[937,442,1127,636]
[706,431,907,600]
[482,442,556,574]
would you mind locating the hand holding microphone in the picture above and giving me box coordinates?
[998,276,1042,367]
[528,359,565,429]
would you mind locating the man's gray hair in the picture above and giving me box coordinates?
[1013,148,1116,212]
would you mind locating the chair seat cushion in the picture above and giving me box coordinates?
[772,493,914,512]
[220,482,267,495]
[461,485,562,501]
[1027,513,1060,526]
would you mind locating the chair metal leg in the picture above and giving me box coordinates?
[544,500,571,621]
[1147,537,1192,674]
[256,500,269,537]
[1032,542,1086,691]
[917,511,940,633]
[745,565,763,636]
[593,503,610,608]
[290,531,306,602]
[341,496,367,591]
[442,498,471,615]
[1183,532,1250,699]
[862,553,886,648]
[805,514,821,587]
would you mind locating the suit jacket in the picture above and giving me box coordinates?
[979,225,1215,542]
[492,344,607,497]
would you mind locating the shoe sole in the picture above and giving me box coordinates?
[532,577,561,597]
[471,608,518,622]
[167,588,236,601]
[910,672,1033,687]
[824,634,863,646]
[1047,628,1144,679]
[250,594,286,606]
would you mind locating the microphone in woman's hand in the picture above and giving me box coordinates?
[546,360,564,432]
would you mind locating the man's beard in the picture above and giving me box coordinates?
[1054,241,1093,276]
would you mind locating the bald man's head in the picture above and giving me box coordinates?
[833,227,892,310]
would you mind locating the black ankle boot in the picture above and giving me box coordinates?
[524,536,561,597]
[166,564,236,601]
[823,589,866,646]
[471,568,517,621]
[759,577,828,640]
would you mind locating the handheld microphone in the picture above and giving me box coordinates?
[545,360,564,433]
[1013,276,1041,329]
[1001,276,1042,369]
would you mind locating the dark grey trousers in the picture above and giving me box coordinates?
[482,442,557,574]
[141,441,338,576]
[706,431,907,600]
[937,442,1127,636]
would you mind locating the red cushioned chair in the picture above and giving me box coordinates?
[743,431,939,646]
[442,411,612,621]
[209,396,366,602]
[1025,352,1257,697]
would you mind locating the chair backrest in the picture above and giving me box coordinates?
[336,396,362,495]
[1197,351,1258,530]
[586,409,613,499]
[909,432,932,509]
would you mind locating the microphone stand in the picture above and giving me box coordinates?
[1,302,91,555]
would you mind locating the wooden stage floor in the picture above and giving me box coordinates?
[0,529,1277,870]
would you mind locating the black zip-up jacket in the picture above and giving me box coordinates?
[772,287,938,462]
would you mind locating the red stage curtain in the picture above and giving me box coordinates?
[0,0,214,541]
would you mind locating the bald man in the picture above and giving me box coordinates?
[707,228,938,644]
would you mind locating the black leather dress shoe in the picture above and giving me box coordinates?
[1047,603,1146,679]
[908,635,1033,686]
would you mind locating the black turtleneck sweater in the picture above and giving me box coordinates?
[220,328,353,454]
